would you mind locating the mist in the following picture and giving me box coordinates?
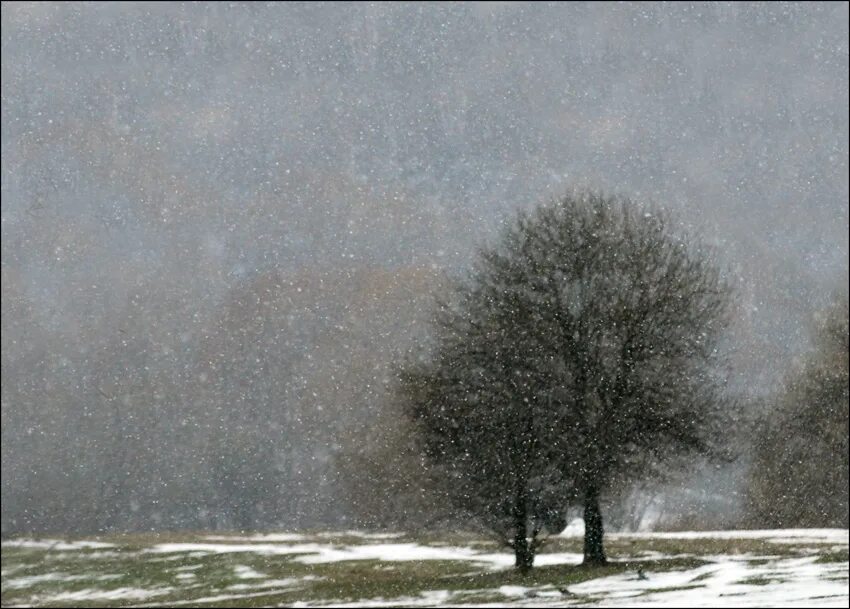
[1,1,847,536]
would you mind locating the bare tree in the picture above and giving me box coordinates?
[401,192,733,570]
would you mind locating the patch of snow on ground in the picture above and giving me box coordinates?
[294,543,481,564]
[559,523,849,544]
[145,539,582,569]
[614,528,850,543]
[233,565,266,579]
[42,587,173,602]
[290,589,453,608]
[317,531,406,540]
[568,555,848,608]
[138,587,315,606]
[146,542,329,556]
[499,585,532,597]
[534,553,585,567]
[4,573,122,590]
[204,533,306,542]
[292,542,582,570]
[227,576,322,591]
[1,539,116,550]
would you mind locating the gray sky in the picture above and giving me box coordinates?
[1,1,848,533]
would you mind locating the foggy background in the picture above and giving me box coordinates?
[1,1,848,536]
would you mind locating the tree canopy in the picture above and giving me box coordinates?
[401,192,734,569]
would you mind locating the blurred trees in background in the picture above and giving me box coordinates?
[1,265,441,535]
[746,292,849,528]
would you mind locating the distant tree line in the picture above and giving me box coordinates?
[746,292,849,528]
[1,263,442,536]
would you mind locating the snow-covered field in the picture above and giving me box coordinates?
[1,528,847,607]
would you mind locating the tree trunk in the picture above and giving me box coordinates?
[513,484,534,573]
[514,529,534,573]
[583,485,607,565]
